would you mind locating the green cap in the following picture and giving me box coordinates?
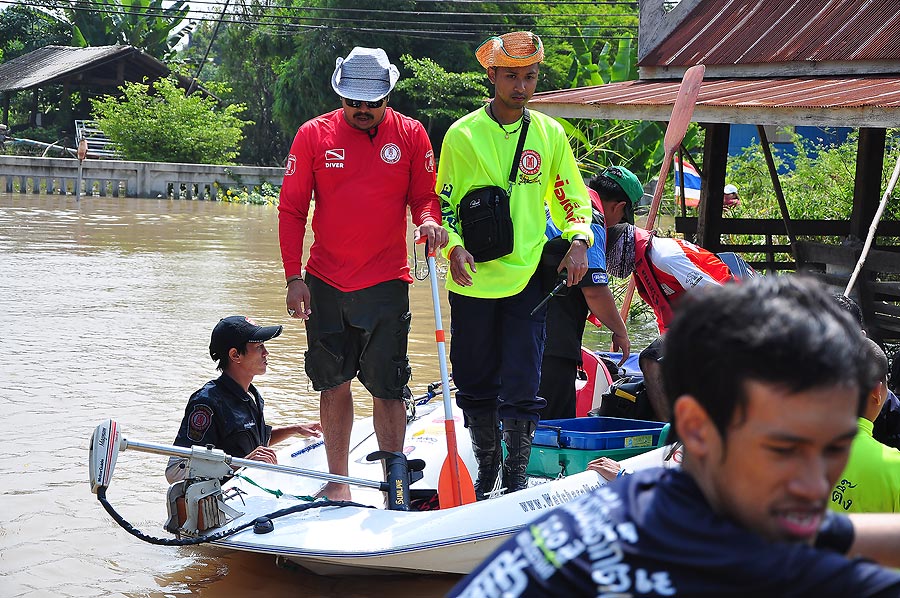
[599,166,643,224]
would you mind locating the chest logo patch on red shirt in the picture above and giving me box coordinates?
[325,148,345,168]
[425,150,435,173]
[188,404,213,442]
[381,143,401,164]
[519,150,541,176]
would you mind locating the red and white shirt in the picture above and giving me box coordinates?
[634,229,734,333]
[278,108,441,291]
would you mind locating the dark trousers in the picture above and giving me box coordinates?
[449,274,548,424]
[538,354,577,421]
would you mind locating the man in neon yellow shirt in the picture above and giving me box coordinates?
[436,31,593,496]
[831,338,900,513]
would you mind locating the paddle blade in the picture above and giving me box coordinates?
[663,64,705,155]
[620,65,705,320]
[438,454,476,509]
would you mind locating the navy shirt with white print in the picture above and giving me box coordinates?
[449,468,900,598]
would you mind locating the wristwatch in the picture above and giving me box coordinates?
[570,233,590,247]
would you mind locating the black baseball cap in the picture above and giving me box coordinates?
[209,316,283,361]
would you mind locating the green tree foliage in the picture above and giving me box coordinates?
[718,129,900,261]
[0,4,70,60]
[57,0,190,59]
[91,76,251,163]
[176,15,294,165]
[726,129,900,222]
[270,0,636,143]
[0,5,72,133]
[395,55,487,136]
[156,0,637,163]
[559,31,682,186]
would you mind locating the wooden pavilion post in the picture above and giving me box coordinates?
[696,123,729,251]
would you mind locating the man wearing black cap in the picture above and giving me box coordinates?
[165,316,322,483]
[278,47,446,501]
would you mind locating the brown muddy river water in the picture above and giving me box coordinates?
[0,193,648,597]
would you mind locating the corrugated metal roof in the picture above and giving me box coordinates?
[641,0,900,67]
[529,77,900,127]
[0,45,167,92]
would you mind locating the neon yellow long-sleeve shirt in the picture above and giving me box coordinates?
[436,107,592,298]
[830,418,900,513]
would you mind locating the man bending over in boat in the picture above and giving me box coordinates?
[450,275,900,597]
[165,316,322,483]
[605,222,741,424]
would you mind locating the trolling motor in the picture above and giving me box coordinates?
[89,420,428,544]
[90,419,242,536]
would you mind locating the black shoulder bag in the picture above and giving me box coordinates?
[458,110,530,263]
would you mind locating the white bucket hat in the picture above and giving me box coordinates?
[331,47,400,102]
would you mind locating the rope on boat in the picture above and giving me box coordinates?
[96,487,371,546]
[233,472,317,501]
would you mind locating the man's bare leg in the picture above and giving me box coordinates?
[318,381,353,501]
[373,397,407,453]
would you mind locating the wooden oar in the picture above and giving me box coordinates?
[619,64,706,322]
[420,241,476,508]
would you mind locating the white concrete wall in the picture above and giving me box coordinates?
[0,156,285,199]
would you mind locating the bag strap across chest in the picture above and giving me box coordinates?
[506,109,531,195]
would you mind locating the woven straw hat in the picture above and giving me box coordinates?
[475,31,544,69]
[331,47,400,102]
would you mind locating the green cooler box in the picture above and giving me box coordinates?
[527,416,670,478]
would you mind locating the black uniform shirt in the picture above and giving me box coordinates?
[172,373,272,459]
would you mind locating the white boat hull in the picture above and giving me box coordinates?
[207,400,613,575]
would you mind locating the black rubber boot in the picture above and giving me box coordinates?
[502,419,537,493]
[467,413,502,500]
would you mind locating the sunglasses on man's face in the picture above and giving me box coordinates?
[342,97,385,109]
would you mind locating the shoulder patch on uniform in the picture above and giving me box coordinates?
[188,404,214,442]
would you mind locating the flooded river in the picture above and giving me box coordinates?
[0,193,649,597]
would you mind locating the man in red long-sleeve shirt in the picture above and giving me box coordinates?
[278,47,447,500]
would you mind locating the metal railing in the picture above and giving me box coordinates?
[74,120,120,159]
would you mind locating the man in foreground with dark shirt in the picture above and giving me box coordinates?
[450,276,900,597]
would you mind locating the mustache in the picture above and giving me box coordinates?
[352,112,373,118]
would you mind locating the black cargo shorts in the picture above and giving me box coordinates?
[303,273,412,401]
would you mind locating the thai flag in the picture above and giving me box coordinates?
[674,156,701,208]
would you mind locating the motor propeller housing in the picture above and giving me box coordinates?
[90,419,122,493]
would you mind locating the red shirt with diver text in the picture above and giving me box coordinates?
[278,108,441,291]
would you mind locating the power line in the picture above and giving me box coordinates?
[13,2,636,41]
[33,0,638,20]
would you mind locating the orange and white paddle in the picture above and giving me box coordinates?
[419,239,476,508]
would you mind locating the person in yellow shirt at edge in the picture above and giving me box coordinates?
[830,337,900,513]
[436,31,593,498]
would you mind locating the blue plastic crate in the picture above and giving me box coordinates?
[527,417,670,478]
[534,417,668,451]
